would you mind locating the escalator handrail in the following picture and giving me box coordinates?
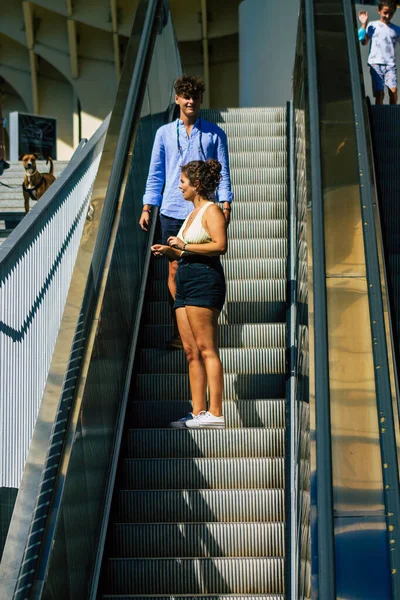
[304,0,336,597]
[342,0,400,594]
[5,1,168,598]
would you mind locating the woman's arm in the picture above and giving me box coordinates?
[168,205,227,256]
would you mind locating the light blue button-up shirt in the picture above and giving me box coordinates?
[142,117,233,220]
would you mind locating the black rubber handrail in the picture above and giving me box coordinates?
[304,0,336,597]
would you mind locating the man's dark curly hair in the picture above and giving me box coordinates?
[174,76,205,97]
[181,160,222,199]
[378,0,397,12]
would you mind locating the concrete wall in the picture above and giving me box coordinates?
[239,0,300,107]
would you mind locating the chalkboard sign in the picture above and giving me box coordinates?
[9,112,57,160]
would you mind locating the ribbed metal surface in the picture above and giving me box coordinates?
[152,257,287,281]
[130,399,286,429]
[145,300,286,325]
[115,489,285,524]
[134,373,285,401]
[102,595,285,599]
[149,276,286,301]
[0,141,104,489]
[230,152,286,168]
[142,323,286,349]
[121,458,285,490]
[202,107,286,123]
[102,596,285,599]
[233,184,286,202]
[221,122,286,137]
[138,348,286,375]
[106,557,285,594]
[127,428,285,458]
[99,107,289,598]
[110,522,285,557]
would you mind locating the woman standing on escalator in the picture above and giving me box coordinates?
[151,159,227,429]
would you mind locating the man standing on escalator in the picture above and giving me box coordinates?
[139,75,233,349]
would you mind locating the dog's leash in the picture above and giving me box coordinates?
[0,180,20,189]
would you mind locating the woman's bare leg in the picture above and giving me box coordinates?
[185,306,223,416]
[176,307,207,414]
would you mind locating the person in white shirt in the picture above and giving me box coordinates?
[359,1,400,104]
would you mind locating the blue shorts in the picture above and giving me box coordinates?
[160,213,185,245]
[369,64,397,93]
[174,259,226,311]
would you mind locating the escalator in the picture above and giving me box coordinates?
[97,108,290,598]
[9,0,400,598]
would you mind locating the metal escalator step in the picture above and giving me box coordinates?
[231,168,286,186]
[141,323,286,349]
[230,151,286,168]
[219,122,285,137]
[102,595,285,599]
[145,300,286,326]
[151,258,286,284]
[121,457,285,490]
[147,279,286,304]
[228,137,286,153]
[134,373,285,401]
[104,557,284,595]
[101,594,285,600]
[138,348,285,375]
[224,239,287,259]
[202,107,286,123]
[115,489,285,524]
[109,522,285,558]
[233,184,286,202]
[228,201,287,220]
[228,220,287,239]
[130,399,285,429]
[126,428,285,459]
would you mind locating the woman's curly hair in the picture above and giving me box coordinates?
[181,160,222,199]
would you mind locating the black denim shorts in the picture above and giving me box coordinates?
[174,259,226,310]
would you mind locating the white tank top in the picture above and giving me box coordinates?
[177,201,214,244]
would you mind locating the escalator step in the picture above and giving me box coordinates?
[134,373,285,401]
[227,220,287,239]
[203,107,286,123]
[101,594,285,600]
[151,258,287,282]
[103,557,284,594]
[221,122,285,137]
[130,399,285,429]
[121,457,285,490]
[145,300,286,325]
[126,428,285,459]
[219,239,287,258]
[228,136,286,153]
[233,184,286,202]
[230,151,286,168]
[138,348,285,375]
[109,522,285,558]
[115,489,285,524]
[231,167,286,185]
[148,276,287,302]
[141,323,286,349]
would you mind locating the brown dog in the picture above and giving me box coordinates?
[20,153,56,213]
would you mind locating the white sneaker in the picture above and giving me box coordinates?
[185,411,225,429]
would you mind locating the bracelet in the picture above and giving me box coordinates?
[183,242,187,251]
[222,207,231,212]
[142,208,151,213]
